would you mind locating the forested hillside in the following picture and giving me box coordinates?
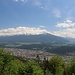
[0,48,75,75]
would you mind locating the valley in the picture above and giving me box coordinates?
[2,42,75,62]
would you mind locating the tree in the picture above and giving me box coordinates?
[0,48,13,75]
[36,54,40,64]
[18,63,33,75]
[69,59,75,75]
[42,56,50,75]
[43,56,47,75]
[64,63,71,75]
[48,56,64,75]
[27,61,43,75]
[18,60,44,75]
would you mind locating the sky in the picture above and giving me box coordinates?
[0,0,75,38]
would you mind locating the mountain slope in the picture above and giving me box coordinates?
[0,33,68,44]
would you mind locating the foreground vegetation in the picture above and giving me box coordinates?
[0,48,75,75]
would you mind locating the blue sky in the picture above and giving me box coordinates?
[0,0,75,38]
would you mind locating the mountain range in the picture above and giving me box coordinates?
[0,33,68,44]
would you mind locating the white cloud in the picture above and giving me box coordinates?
[52,19,75,38]
[13,0,28,3]
[65,19,72,23]
[52,28,75,38]
[13,0,51,10]
[1,25,75,38]
[56,19,75,28]
[39,25,45,28]
[13,0,18,2]
[0,26,51,36]
[53,9,61,18]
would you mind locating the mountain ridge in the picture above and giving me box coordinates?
[0,33,69,44]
